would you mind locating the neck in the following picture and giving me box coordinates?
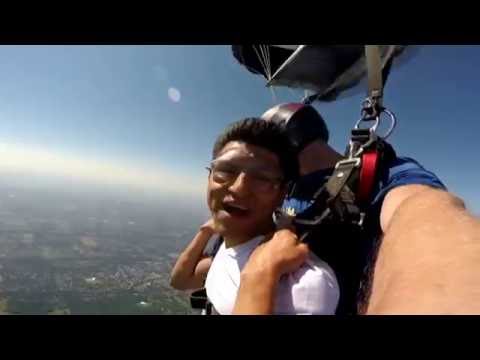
[298,141,343,176]
[224,235,253,248]
[223,221,274,248]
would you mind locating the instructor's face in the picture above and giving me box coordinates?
[207,141,286,240]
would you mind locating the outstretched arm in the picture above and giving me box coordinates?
[232,186,480,315]
[366,186,480,314]
[170,219,216,291]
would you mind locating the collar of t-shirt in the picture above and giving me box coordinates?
[222,235,265,269]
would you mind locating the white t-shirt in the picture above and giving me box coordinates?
[205,236,340,315]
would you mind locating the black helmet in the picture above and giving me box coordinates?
[261,103,329,154]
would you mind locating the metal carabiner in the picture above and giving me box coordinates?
[380,108,397,140]
[354,107,397,140]
[360,97,382,119]
[354,115,380,134]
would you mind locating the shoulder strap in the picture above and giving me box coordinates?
[189,236,224,314]
[205,235,224,259]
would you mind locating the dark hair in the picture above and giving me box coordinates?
[212,117,298,183]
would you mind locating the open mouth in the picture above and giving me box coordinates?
[222,203,250,217]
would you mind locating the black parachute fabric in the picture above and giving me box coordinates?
[232,45,414,102]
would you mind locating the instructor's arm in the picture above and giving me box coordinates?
[367,186,480,314]
[233,186,480,314]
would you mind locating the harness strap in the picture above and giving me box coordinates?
[365,45,384,110]
[325,160,360,200]
[358,150,379,204]
[295,128,386,232]
[190,288,210,312]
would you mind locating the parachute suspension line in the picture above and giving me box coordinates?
[259,45,272,80]
[270,85,278,104]
[253,45,270,81]
[264,45,272,80]
[252,46,263,75]
[256,45,265,74]
[261,45,268,78]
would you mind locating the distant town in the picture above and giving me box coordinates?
[0,182,206,315]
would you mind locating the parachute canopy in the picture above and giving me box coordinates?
[232,45,414,102]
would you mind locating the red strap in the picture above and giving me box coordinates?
[358,150,379,203]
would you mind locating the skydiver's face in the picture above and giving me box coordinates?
[207,141,286,244]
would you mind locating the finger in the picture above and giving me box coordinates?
[278,228,299,244]
[292,244,309,265]
[294,244,309,266]
[297,243,310,256]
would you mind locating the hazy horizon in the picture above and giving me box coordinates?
[0,45,476,213]
[0,45,478,314]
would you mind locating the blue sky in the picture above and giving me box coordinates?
[0,45,478,213]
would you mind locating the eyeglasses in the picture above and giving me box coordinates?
[206,161,284,192]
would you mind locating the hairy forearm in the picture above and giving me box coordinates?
[170,227,213,290]
[367,188,480,314]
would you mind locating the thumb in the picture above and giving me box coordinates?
[295,243,310,260]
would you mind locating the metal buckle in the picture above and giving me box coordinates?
[357,212,366,227]
[351,105,396,158]
[355,116,380,134]
[334,158,361,170]
[355,104,397,141]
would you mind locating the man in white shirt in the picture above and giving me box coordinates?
[170,117,339,314]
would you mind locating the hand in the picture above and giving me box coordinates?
[199,218,218,235]
[242,227,309,281]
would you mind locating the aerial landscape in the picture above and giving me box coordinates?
[0,177,206,315]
